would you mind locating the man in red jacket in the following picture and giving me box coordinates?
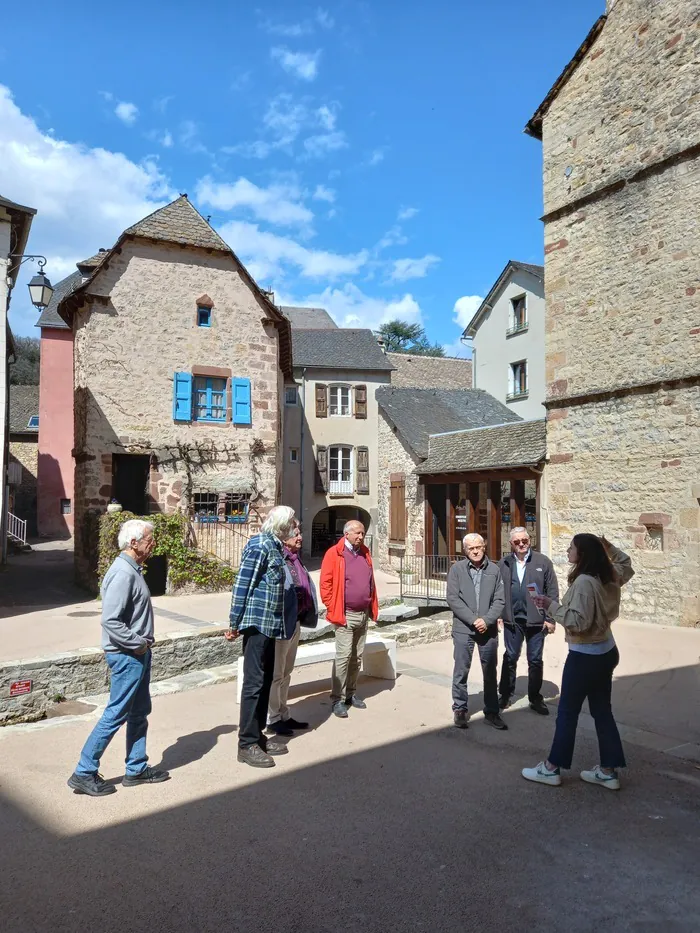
[320,520,379,719]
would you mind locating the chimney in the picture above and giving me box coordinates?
[376,335,386,353]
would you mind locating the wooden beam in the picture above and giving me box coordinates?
[468,483,480,535]
[419,467,542,485]
[487,481,502,561]
[511,479,526,530]
[424,490,434,557]
[446,484,457,555]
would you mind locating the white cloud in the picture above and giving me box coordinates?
[270,47,321,81]
[99,91,114,102]
[264,93,307,147]
[196,176,313,227]
[303,131,347,158]
[179,119,209,154]
[376,224,408,251]
[161,130,173,148]
[313,184,336,203]
[115,101,138,125]
[153,95,173,114]
[367,147,386,166]
[261,8,333,35]
[302,283,423,330]
[316,8,334,29]
[452,294,483,329]
[316,104,337,130]
[0,84,173,334]
[219,220,368,282]
[397,206,419,221]
[390,254,441,282]
[441,337,472,359]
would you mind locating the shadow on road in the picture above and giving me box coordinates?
[0,543,87,617]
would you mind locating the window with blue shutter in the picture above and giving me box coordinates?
[233,377,252,425]
[194,377,228,422]
[197,307,211,327]
[173,372,193,421]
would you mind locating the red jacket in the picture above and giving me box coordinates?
[320,538,379,626]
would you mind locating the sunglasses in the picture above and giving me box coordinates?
[512,538,530,545]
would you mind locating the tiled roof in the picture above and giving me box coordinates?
[280,306,338,329]
[76,249,110,271]
[416,419,547,474]
[463,260,545,336]
[124,195,230,252]
[292,329,394,371]
[377,387,521,459]
[8,384,40,434]
[388,353,473,389]
[36,269,83,329]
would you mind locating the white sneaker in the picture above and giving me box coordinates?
[522,761,562,786]
[580,766,620,791]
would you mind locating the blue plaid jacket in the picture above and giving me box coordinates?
[229,533,286,638]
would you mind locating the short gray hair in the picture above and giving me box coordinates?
[118,519,154,551]
[344,520,365,534]
[510,526,530,540]
[261,505,297,540]
[463,533,485,548]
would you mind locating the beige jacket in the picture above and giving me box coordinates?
[548,545,634,645]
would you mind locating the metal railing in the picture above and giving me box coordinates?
[7,512,27,546]
[506,322,528,336]
[399,553,464,604]
[189,519,255,569]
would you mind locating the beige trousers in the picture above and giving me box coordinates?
[330,610,369,702]
[267,622,301,724]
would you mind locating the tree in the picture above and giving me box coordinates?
[10,336,40,385]
[376,320,445,357]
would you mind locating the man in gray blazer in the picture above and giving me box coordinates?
[446,533,507,731]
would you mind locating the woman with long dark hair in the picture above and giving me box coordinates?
[522,534,634,791]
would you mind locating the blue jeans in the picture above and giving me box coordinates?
[548,647,626,770]
[76,650,152,777]
[499,621,547,703]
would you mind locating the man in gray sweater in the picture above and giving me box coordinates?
[67,519,169,797]
[447,533,507,731]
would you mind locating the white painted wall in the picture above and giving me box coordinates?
[472,268,546,421]
[0,210,11,561]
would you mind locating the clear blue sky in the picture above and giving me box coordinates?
[1,0,602,349]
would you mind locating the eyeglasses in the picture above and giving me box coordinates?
[512,539,530,545]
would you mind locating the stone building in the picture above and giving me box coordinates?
[462,261,546,420]
[7,384,39,536]
[386,353,472,389]
[53,195,292,584]
[526,0,700,624]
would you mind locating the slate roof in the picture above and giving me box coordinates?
[416,419,547,475]
[280,306,338,329]
[124,195,230,252]
[76,249,109,272]
[292,329,394,371]
[387,353,473,390]
[463,260,545,337]
[8,384,40,435]
[36,269,83,329]
[377,387,521,459]
[0,194,36,216]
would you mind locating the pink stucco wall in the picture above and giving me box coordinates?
[38,328,74,538]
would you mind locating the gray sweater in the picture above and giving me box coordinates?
[101,553,155,652]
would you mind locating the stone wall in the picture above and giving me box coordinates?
[72,240,284,585]
[8,436,38,533]
[376,412,425,571]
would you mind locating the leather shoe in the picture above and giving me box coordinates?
[284,717,309,730]
[122,766,170,787]
[346,696,366,709]
[267,720,294,736]
[453,710,469,729]
[499,695,512,710]
[332,701,349,718]
[238,744,275,768]
[261,740,288,756]
[485,712,509,731]
[529,700,549,716]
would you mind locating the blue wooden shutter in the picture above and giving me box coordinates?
[233,377,252,424]
[173,372,193,421]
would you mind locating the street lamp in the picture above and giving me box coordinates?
[10,254,54,311]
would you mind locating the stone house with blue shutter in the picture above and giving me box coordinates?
[53,195,292,584]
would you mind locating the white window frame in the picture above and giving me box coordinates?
[508,294,528,335]
[284,386,298,406]
[289,448,299,463]
[329,384,351,417]
[329,444,353,494]
[507,360,528,400]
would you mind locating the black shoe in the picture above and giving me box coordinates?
[529,699,550,716]
[261,740,289,756]
[346,696,367,709]
[238,744,275,768]
[332,701,349,718]
[67,772,116,797]
[284,717,309,730]
[267,720,294,736]
[485,712,509,731]
[122,766,170,787]
[499,695,512,710]
[453,710,469,729]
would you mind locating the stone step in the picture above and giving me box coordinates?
[377,603,419,623]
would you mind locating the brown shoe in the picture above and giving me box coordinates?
[237,744,275,768]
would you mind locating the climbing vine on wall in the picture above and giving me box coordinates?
[96,511,235,593]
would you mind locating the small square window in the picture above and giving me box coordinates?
[643,524,663,551]
[60,498,72,515]
[289,448,299,463]
[197,307,212,327]
[285,386,298,406]
[27,415,39,428]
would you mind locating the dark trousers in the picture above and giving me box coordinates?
[548,646,626,770]
[499,620,546,703]
[239,628,276,749]
[452,630,499,715]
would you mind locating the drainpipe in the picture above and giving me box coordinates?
[299,368,307,530]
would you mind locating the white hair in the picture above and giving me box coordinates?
[510,526,529,540]
[118,519,154,551]
[344,520,365,534]
[261,505,297,540]
[463,533,485,547]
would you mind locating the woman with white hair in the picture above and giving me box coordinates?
[227,505,298,768]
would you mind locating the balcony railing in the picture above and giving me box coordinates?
[506,321,528,336]
[506,388,529,401]
[329,472,353,495]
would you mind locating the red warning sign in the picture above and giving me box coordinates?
[10,680,32,697]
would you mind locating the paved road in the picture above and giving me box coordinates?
[1,641,699,932]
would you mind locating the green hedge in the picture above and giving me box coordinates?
[97,511,235,593]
